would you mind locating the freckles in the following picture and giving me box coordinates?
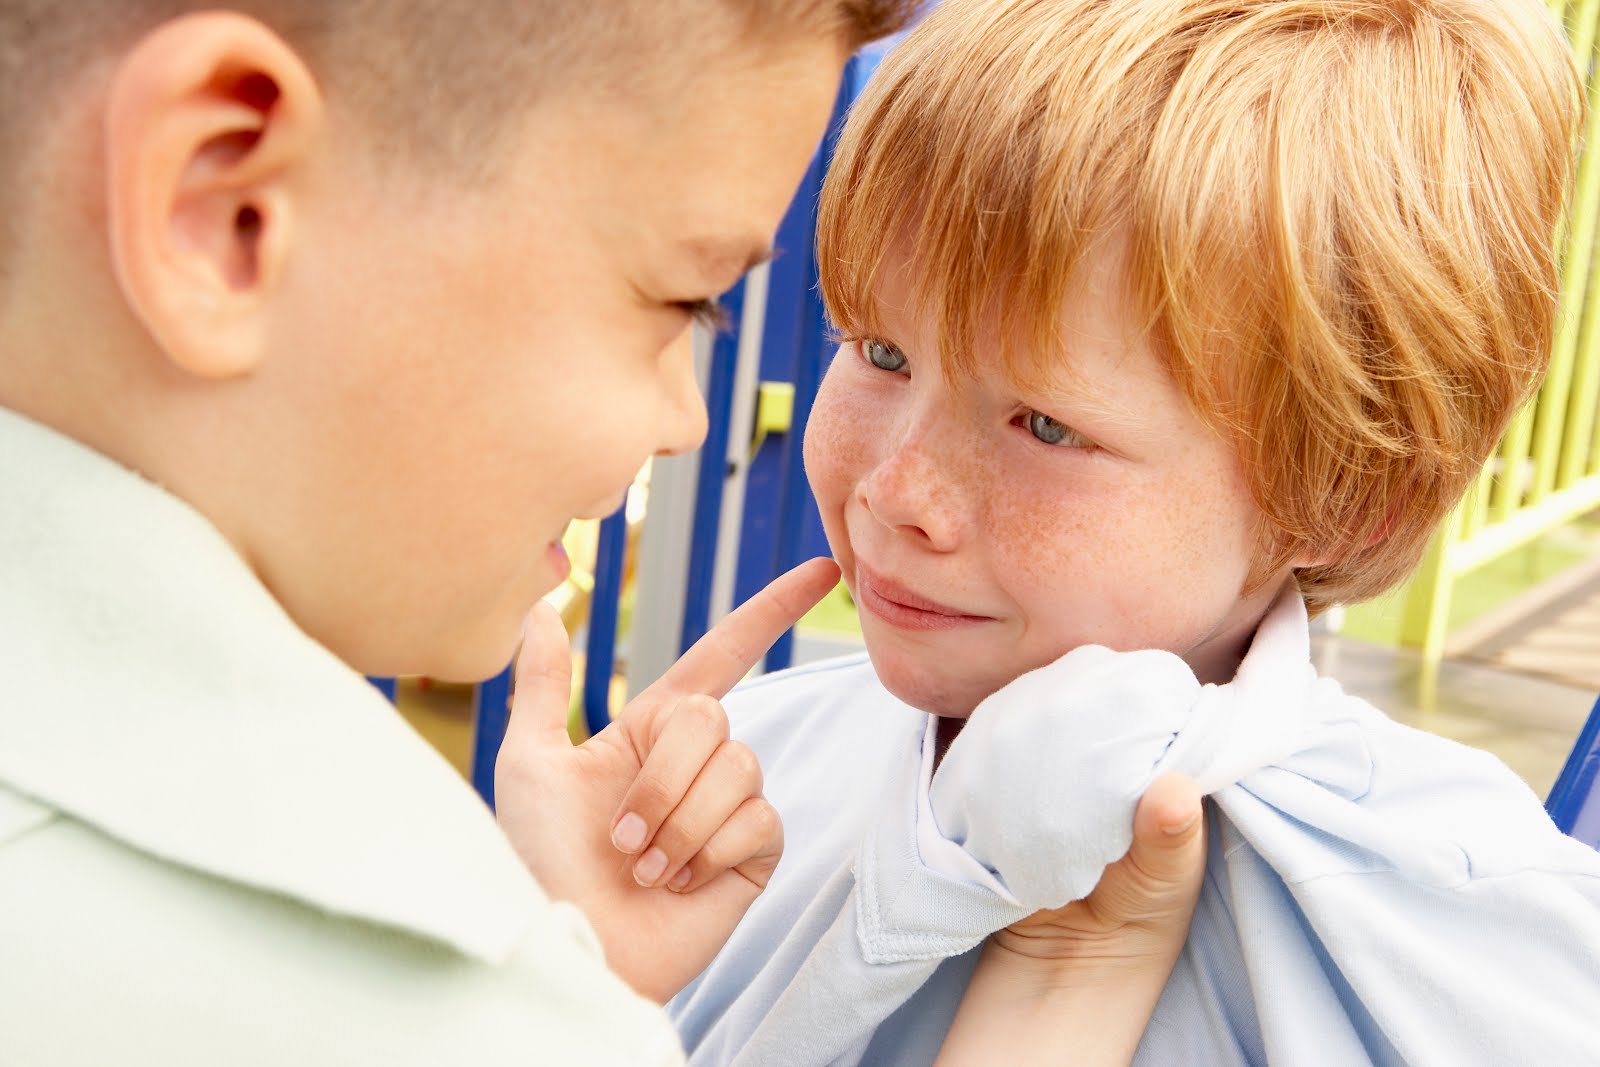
[803,382,883,525]
[1173,466,1258,580]
[943,446,991,511]
[988,485,1098,580]
[803,396,862,480]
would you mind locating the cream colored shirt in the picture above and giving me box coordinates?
[0,407,684,1066]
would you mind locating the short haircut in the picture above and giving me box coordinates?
[818,0,1582,613]
[0,0,917,258]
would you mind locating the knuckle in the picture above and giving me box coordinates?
[680,693,729,736]
[744,849,781,881]
[704,627,750,674]
[722,742,763,791]
[740,832,782,883]
[627,775,677,818]
[654,822,700,865]
[746,798,782,843]
[690,841,724,877]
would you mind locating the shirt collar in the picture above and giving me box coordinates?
[1170,582,1336,792]
[0,405,538,963]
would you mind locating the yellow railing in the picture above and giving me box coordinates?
[1399,0,1600,664]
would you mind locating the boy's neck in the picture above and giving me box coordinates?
[1180,581,1291,688]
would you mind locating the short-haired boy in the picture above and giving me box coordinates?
[0,2,926,1063]
[670,1,1600,1062]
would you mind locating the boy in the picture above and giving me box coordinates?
[0,2,914,1063]
[0,0,1210,1062]
[670,0,1600,1063]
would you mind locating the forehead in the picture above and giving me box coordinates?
[550,40,848,283]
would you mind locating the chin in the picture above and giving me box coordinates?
[399,603,530,684]
[353,634,514,686]
[866,645,984,719]
[427,641,523,685]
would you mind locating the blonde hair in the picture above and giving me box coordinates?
[818,0,1583,613]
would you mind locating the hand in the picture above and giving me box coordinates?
[494,557,840,1003]
[992,771,1206,974]
[937,773,1206,1066]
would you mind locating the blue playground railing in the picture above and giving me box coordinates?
[1547,695,1600,850]
[724,51,889,673]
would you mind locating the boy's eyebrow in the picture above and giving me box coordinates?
[679,236,776,285]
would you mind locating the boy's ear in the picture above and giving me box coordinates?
[102,12,323,380]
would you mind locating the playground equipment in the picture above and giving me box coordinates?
[1400,0,1600,670]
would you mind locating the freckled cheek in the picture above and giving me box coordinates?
[1201,497,1268,596]
[802,382,876,526]
[988,486,1123,591]
[984,478,1227,648]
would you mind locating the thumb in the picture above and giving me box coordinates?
[1127,772,1207,894]
[501,600,576,748]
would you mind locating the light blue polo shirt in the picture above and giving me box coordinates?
[671,597,1600,1065]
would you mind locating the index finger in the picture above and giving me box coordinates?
[644,557,841,702]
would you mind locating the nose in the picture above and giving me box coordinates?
[656,326,709,458]
[858,422,972,552]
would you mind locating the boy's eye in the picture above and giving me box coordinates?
[863,338,908,372]
[678,298,728,331]
[1026,411,1091,448]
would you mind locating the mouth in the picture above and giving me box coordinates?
[853,561,993,632]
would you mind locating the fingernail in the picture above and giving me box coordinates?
[634,848,668,888]
[667,867,692,892]
[1163,810,1201,836]
[612,813,647,854]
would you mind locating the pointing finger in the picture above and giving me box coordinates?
[643,557,840,703]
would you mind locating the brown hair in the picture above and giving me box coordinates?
[0,0,918,185]
[818,0,1582,613]
[0,0,916,284]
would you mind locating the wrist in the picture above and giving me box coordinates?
[987,925,1178,988]
[978,932,1178,1003]
[936,939,1171,1067]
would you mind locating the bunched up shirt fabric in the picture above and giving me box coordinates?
[668,589,1600,1066]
